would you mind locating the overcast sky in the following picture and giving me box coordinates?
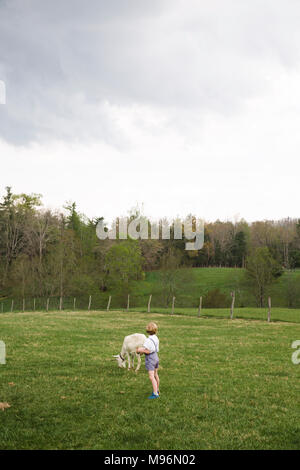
[1,0,300,222]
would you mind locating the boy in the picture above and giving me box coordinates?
[136,322,160,400]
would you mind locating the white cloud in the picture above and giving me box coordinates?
[0,0,300,221]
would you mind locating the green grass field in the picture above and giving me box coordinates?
[0,310,300,450]
[129,307,300,323]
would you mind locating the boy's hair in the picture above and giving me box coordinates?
[146,322,158,335]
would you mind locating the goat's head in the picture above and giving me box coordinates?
[112,354,126,368]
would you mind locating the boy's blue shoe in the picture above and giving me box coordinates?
[148,392,159,399]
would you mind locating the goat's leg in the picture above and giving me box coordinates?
[135,353,141,372]
[127,352,131,370]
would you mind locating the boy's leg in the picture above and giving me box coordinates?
[154,368,160,392]
[148,370,158,395]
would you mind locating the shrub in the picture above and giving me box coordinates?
[203,288,230,308]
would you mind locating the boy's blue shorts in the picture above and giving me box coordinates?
[145,352,159,371]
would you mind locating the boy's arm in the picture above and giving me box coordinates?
[136,347,151,355]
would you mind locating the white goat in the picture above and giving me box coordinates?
[113,333,146,372]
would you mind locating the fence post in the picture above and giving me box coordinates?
[147,294,152,313]
[59,297,63,311]
[46,298,50,312]
[171,296,176,315]
[198,296,202,317]
[127,294,130,312]
[107,295,112,311]
[33,298,36,311]
[268,296,271,322]
[88,295,92,311]
[73,297,76,311]
[230,291,235,319]
[1,303,3,313]
[22,298,25,312]
[11,300,14,313]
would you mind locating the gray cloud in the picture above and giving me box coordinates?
[1,0,300,145]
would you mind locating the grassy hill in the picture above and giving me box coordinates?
[130,267,300,309]
[2,268,300,313]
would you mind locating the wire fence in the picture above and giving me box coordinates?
[1,293,300,323]
[0,292,230,313]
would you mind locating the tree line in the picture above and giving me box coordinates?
[0,187,299,307]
